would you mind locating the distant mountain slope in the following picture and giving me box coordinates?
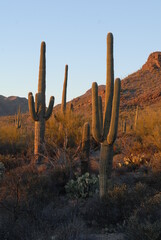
[0,95,28,116]
[1,52,161,117]
[57,51,161,116]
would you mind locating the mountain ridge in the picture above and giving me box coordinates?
[1,51,161,116]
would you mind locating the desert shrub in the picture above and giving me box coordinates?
[126,193,161,240]
[46,111,84,148]
[135,107,161,151]
[82,182,154,227]
[54,217,85,240]
[150,152,161,173]
[0,165,70,223]
[0,125,33,154]
[65,173,98,199]
[126,217,161,240]
[0,154,30,171]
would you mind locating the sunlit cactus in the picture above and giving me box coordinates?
[92,33,121,199]
[28,42,54,163]
[81,122,90,174]
[61,64,68,113]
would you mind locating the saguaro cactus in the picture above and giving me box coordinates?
[92,33,121,199]
[15,106,21,129]
[28,42,54,163]
[61,64,68,113]
[81,122,90,174]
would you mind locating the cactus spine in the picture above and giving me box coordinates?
[81,122,90,174]
[28,42,54,163]
[15,106,21,129]
[61,64,68,113]
[92,33,121,199]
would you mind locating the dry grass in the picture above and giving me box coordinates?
[135,107,161,150]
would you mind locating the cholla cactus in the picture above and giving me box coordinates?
[81,122,90,174]
[61,64,68,113]
[15,106,21,129]
[0,162,5,181]
[28,42,54,163]
[92,33,121,199]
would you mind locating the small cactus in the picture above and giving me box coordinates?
[92,33,121,199]
[61,64,68,113]
[15,106,21,129]
[28,42,54,163]
[81,122,90,174]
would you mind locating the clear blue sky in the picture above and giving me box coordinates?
[0,0,161,105]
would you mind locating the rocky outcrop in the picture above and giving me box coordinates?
[142,52,161,72]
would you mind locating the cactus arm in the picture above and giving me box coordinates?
[98,96,103,136]
[44,96,54,120]
[35,93,38,113]
[92,82,102,142]
[103,33,114,138]
[61,64,68,113]
[107,78,121,145]
[28,92,38,121]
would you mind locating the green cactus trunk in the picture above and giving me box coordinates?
[34,119,45,160]
[28,42,54,164]
[91,33,121,199]
[99,142,113,198]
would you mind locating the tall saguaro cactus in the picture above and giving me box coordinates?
[28,42,54,163]
[61,64,68,113]
[92,33,121,199]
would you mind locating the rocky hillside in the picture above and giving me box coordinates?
[56,51,161,117]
